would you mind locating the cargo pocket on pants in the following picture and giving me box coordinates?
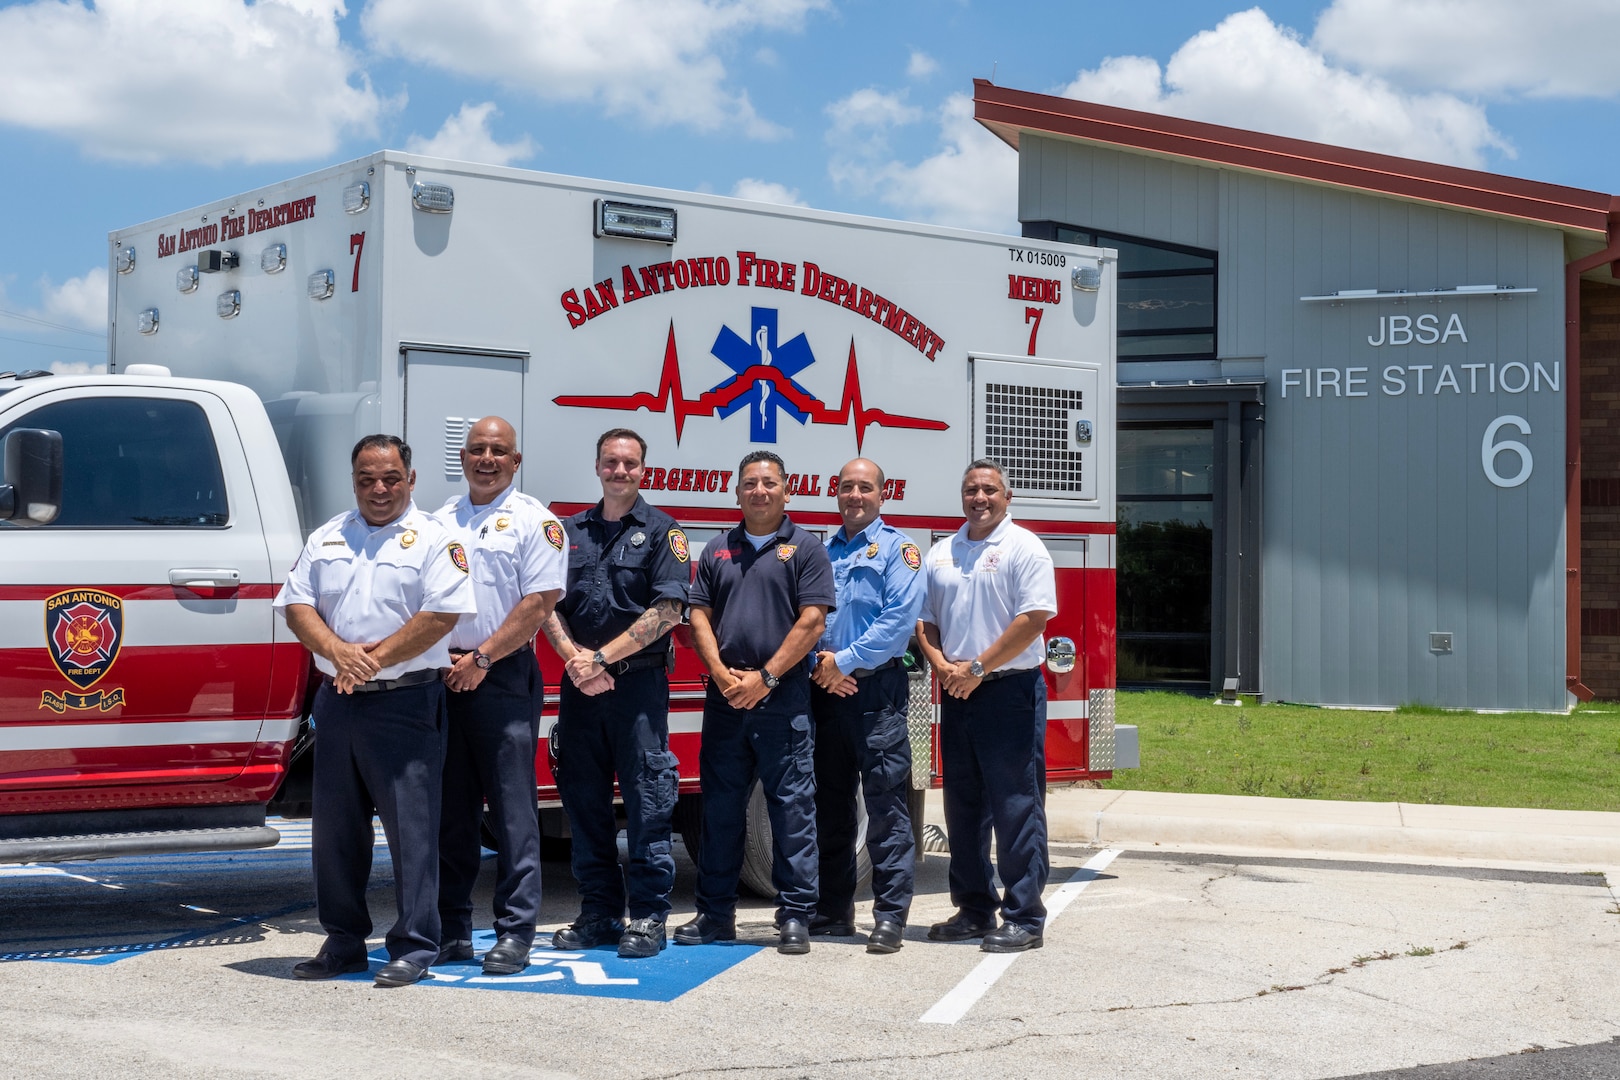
[641,749,679,819]
[864,708,912,792]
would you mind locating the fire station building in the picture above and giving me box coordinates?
[973,81,1620,710]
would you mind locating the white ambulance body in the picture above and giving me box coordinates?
[108,152,1118,870]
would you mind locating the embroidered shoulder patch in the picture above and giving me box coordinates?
[777,544,797,562]
[900,542,921,571]
[668,529,690,563]
[448,542,470,574]
[544,520,565,550]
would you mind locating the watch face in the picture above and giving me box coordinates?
[475,653,492,669]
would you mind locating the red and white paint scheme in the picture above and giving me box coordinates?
[0,374,307,862]
[96,153,1117,870]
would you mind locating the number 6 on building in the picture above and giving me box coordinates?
[1482,414,1532,488]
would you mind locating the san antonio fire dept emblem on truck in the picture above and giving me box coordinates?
[41,588,127,712]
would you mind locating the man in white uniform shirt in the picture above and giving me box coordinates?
[277,434,475,987]
[431,416,565,977]
[916,458,1056,953]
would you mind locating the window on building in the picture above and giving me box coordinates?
[0,397,229,528]
[1034,224,1217,362]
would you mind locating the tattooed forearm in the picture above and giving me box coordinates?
[540,611,579,659]
[625,598,684,649]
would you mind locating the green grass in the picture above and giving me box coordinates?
[1105,691,1620,811]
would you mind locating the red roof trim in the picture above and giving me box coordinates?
[974,80,1613,238]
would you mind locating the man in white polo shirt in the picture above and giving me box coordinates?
[916,458,1056,953]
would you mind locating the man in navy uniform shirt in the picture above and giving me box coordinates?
[432,416,566,977]
[541,428,688,959]
[675,450,835,954]
[277,434,475,988]
[809,458,926,954]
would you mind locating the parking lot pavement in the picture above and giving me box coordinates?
[1,822,1617,1079]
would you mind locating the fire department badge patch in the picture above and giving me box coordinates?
[448,542,470,574]
[777,545,797,562]
[544,520,565,550]
[901,543,921,571]
[668,529,689,563]
[44,589,123,690]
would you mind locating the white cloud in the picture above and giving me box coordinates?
[48,361,109,375]
[363,0,829,139]
[39,268,109,333]
[729,178,806,206]
[1315,0,1620,99]
[826,88,923,135]
[0,0,383,164]
[907,51,938,79]
[406,103,537,166]
[1060,8,1513,169]
[829,93,1017,233]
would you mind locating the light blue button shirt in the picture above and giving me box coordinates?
[819,516,926,673]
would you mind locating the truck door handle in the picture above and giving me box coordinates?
[170,568,242,594]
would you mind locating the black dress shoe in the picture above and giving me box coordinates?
[618,917,666,959]
[433,939,474,965]
[482,934,531,975]
[980,924,1043,953]
[927,911,995,942]
[778,917,810,955]
[809,910,857,936]
[866,919,905,954]
[673,912,736,946]
[293,950,368,980]
[552,914,626,950]
[373,958,430,987]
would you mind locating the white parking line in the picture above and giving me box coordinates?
[919,847,1120,1025]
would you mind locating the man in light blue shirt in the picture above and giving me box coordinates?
[809,457,926,954]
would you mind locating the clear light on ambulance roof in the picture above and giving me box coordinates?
[595,199,677,243]
[176,265,199,293]
[260,243,287,274]
[308,269,335,300]
[217,290,241,319]
[115,246,136,274]
[137,308,159,335]
[343,181,370,214]
[411,182,454,213]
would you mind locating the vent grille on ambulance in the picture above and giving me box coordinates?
[982,382,1085,494]
[443,416,471,479]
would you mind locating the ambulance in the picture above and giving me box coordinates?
[40,152,1121,880]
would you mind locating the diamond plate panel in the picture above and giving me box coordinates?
[907,660,936,790]
[1088,688,1117,771]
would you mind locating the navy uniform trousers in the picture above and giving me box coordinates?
[811,664,916,925]
[311,678,448,968]
[438,647,543,946]
[695,675,819,923]
[554,666,680,921]
[939,669,1049,933]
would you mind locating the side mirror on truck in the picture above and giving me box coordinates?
[0,428,64,526]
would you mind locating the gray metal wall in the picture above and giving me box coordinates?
[1020,134,1569,710]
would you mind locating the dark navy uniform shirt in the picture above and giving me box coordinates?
[557,496,691,658]
[689,515,836,674]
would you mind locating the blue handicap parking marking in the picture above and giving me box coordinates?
[355,929,761,1001]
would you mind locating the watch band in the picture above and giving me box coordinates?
[473,650,493,670]
[593,650,608,668]
[761,668,779,690]
[968,659,985,678]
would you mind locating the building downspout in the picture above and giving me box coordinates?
[1563,205,1620,702]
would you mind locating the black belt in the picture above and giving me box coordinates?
[340,668,441,693]
[597,653,667,676]
[851,658,901,679]
[980,666,1037,683]
[448,644,533,665]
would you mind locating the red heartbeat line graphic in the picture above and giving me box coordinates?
[553,323,948,451]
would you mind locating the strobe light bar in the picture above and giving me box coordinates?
[595,199,677,243]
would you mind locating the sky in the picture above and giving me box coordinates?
[1,0,1616,371]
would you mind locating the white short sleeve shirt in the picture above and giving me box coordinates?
[276,501,476,679]
[432,483,568,652]
[919,514,1056,672]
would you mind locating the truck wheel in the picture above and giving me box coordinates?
[739,780,871,900]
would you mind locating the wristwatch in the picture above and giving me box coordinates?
[593,650,609,668]
[760,668,780,690]
[968,659,986,678]
[472,650,493,670]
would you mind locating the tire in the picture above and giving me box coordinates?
[738,779,872,900]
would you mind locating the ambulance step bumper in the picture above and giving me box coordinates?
[0,825,281,865]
